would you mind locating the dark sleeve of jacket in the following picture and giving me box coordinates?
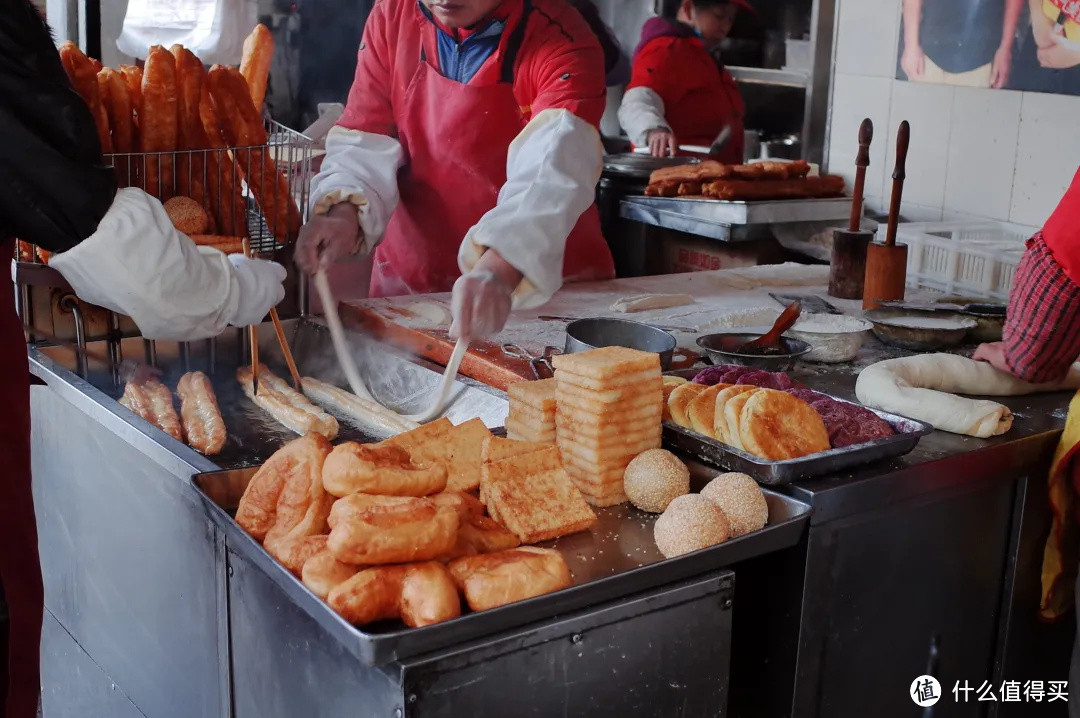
[0,0,116,252]
[566,0,629,85]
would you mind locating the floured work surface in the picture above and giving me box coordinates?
[193,456,810,665]
[342,263,850,387]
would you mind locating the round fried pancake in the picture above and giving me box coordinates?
[712,385,758,444]
[687,383,732,437]
[723,389,759,451]
[667,382,708,427]
[739,389,830,460]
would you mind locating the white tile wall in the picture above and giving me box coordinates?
[1011,92,1080,226]
[827,74,893,207]
[942,88,1022,221]
[886,80,954,211]
[828,0,1080,229]
[834,0,902,79]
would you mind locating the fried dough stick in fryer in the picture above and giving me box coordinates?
[120,378,183,442]
[240,24,273,112]
[58,42,111,154]
[208,65,301,241]
[237,365,339,439]
[300,376,420,437]
[177,371,227,455]
[140,46,179,199]
[200,84,249,236]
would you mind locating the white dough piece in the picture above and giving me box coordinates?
[403,301,451,326]
[300,376,419,438]
[855,354,1080,438]
[610,293,694,313]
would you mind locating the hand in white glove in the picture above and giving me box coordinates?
[294,202,364,275]
[450,270,514,341]
[227,254,288,326]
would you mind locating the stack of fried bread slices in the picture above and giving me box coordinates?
[551,347,663,507]
[505,378,556,443]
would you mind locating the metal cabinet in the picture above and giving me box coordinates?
[226,542,736,718]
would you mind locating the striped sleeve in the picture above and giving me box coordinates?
[1002,232,1080,383]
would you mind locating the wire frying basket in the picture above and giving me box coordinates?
[14,119,314,371]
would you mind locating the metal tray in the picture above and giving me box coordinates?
[620,195,851,238]
[193,458,811,666]
[662,373,934,485]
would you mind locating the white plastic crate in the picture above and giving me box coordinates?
[876,220,1036,301]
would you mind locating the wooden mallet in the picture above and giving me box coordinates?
[863,120,910,310]
[828,118,874,299]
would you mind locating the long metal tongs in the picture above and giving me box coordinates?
[314,269,466,423]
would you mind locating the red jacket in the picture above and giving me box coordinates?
[338,0,606,136]
[628,27,744,162]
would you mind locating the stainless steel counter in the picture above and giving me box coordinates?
[28,323,1073,718]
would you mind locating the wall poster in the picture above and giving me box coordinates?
[896,0,1080,94]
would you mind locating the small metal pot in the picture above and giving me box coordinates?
[760,134,802,160]
[565,318,682,370]
[696,333,812,372]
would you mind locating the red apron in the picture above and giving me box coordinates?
[0,238,42,718]
[369,4,614,298]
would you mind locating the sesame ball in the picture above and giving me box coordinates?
[653,494,731,558]
[700,472,768,537]
[623,449,690,513]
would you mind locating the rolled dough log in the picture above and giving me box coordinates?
[610,293,694,313]
[855,354,1080,438]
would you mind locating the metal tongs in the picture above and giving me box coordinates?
[313,269,465,423]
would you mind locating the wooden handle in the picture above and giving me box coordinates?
[892,120,910,182]
[884,120,910,248]
[856,118,873,169]
[849,119,873,233]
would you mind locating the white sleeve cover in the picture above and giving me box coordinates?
[50,188,246,341]
[308,126,404,254]
[617,86,668,147]
[458,108,603,310]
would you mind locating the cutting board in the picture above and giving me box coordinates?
[338,263,837,391]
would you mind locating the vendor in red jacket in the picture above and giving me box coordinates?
[618,0,750,162]
[295,0,616,341]
[973,167,1080,716]
[974,167,1080,382]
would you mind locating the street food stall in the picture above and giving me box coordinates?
[15,5,1079,718]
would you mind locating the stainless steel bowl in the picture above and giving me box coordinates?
[565,318,678,370]
[695,333,812,372]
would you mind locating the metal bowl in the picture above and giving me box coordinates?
[565,318,679,370]
[786,316,873,364]
[695,333,812,372]
[864,309,978,350]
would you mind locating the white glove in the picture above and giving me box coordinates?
[450,270,513,341]
[50,187,288,341]
[227,254,288,326]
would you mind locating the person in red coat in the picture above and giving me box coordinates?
[972,167,1080,716]
[295,0,616,341]
[618,0,751,162]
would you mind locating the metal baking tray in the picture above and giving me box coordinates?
[620,195,850,232]
[193,458,811,666]
[661,374,934,485]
